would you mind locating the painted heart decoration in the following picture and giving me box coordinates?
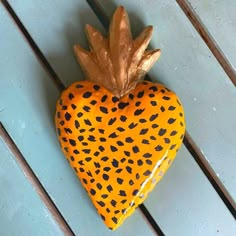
[55,6,185,230]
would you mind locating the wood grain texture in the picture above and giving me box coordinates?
[186,0,236,80]
[0,136,64,236]
[97,0,236,203]
[0,2,155,236]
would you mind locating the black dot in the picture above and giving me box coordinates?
[85,157,92,162]
[136,173,140,180]
[163,96,170,100]
[90,100,97,105]
[100,137,106,142]
[129,94,134,100]
[97,201,105,207]
[151,101,157,106]
[94,151,100,156]
[90,189,96,195]
[79,167,85,172]
[78,136,84,142]
[111,200,117,207]
[160,106,165,112]
[168,118,176,124]
[146,159,152,165]
[112,217,118,224]
[128,122,138,129]
[150,135,156,140]
[71,104,77,109]
[143,170,152,176]
[62,105,67,110]
[76,84,84,88]
[126,166,132,174]
[70,156,74,161]
[65,112,71,121]
[64,147,69,152]
[133,189,139,196]
[132,146,140,153]
[114,210,120,214]
[100,214,105,221]
[135,101,141,106]
[149,86,158,92]
[164,138,170,144]
[89,128,95,132]
[117,178,124,184]
[59,99,63,105]
[128,159,134,164]
[59,120,65,126]
[84,119,92,126]
[125,137,134,143]
[118,102,129,109]
[142,139,149,144]
[108,117,116,125]
[101,194,108,199]
[121,199,127,204]
[159,128,167,136]
[107,185,113,192]
[137,90,144,98]
[170,144,177,150]
[82,149,90,154]
[117,127,125,132]
[111,107,117,112]
[109,132,118,138]
[88,135,96,142]
[69,139,76,146]
[73,149,79,154]
[101,95,108,102]
[96,116,102,122]
[152,124,159,129]
[62,137,67,142]
[100,106,108,114]
[106,208,110,213]
[83,92,92,98]
[101,156,109,161]
[68,93,74,100]
[57,112,61,118]
[140,128,148,135]
[83,106,90,112]
[74,167,78,173]
[117,141,124,146]
[160,89,165,93]
[82,178,87,184]
[121,158,126,163]
[143,153,152,158]
[86,170,93,177]
[116,168,123,173]
[103,174,109,181]
[119,190,127,196]
[78,160,83,165]
[155,145,163,151]
[98,146,105,152]
[77,112,83,118]
[97,183,102,190]
[112,159,119,167]
[170,131,178,136]
[110,145,118,152]
[103,167,111,172]
[168,106,176,111]
[139,119,147,123]
[120,115,127,122]
[179,112,183,117]
[98,129,105,134]
[149,93,155,98]
[129,180,134,186]
[112,96,119,103]
[124,151,130,157]
[134,109,145,116]
[150,114,158,121]
[81,141,88,145]
[93,85,100,90]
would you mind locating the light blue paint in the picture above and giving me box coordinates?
[189,0,236,71]
[0,3,155,236]
[98,0,236,202]
[0,138,64,236]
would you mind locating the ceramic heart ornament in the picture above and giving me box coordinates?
[55,6,185,230]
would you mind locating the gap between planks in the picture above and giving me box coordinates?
[0,123,75,236]
[86,0,236,219]
[1,0,162,234]
[177,0,236,86]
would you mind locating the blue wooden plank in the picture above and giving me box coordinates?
[97,0,236,202]
[188,0,236,71]
[0,137,64,236]
[0,3,155,235]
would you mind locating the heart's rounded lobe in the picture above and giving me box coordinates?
[55,80,185,230]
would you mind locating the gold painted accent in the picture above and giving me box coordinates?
[74,6,161,97]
